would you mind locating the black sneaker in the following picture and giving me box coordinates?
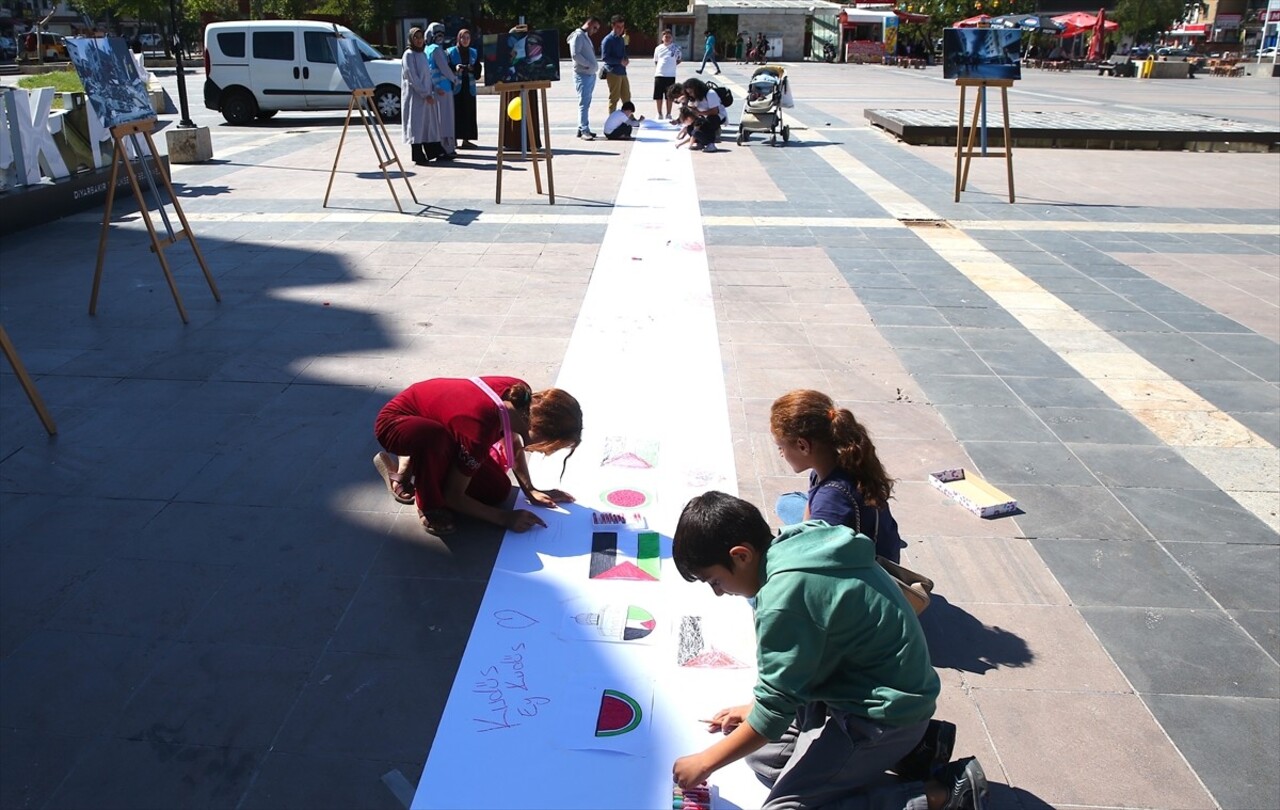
[940,757,988,810]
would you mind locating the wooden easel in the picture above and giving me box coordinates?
[954,79,1015,203]
[494,80,554,205]
[91,119,220,324]
[0,324,56,435]
[324,87,419,213]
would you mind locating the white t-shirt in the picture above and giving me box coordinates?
[653,43,681,77]
[696,94,726,123]
[604,110,638,135]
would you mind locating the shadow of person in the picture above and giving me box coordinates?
[919,594,1034,673]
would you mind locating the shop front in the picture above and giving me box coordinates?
[840,6,897,61]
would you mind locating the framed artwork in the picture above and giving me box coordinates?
[330,33,375,91]
[482,29,561,85]
[65,36,154,128]
[943,28,1023,80]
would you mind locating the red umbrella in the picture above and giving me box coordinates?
[1086,7,1107,61]
[1053,11,1118,37]
[953,14,992,28]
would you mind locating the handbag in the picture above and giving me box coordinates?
[822,480,933,615]
[598,64,609,79]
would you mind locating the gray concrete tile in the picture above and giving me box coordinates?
[893,347,991,376]
[114,642,316,749]
[1066,443,1220,490]
[1078,606,1280,698]
[1111,487,1277,545]
[0,630,169,736]
[1192,333,1280,383]
[331,576,486,660]
[1084,310,1179,333]
[239,752,418,810]
[1234,410,1280,446]
[935,405,1058,442]
[1185,379,1280,413]
[867,305,951,328]
[1156,310,1254,334]
[964,442,1100,487]
[272,650,454,761]
[937,306,1024,329]
[875,326,968,351]
[1001,484,1153,541]
[973,349,1079,378]
[1161,542,1280,612]
[1144,695,1280,810]
[1031,406,1161,445]
[1228,610,1279,660]
[0,728,92,810]
[48,558,233,640]
[913,374,1022,407]
[1003,376,1118,409]
[48,737,260,810]
[1031,538,1214,609]
[370,520,504,580]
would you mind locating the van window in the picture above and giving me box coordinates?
[304,31,337,63]
[217,31,245,58]
[253,31,294,61]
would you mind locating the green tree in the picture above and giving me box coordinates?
[1112,0,1189,41]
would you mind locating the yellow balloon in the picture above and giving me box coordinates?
[507,96,522,121]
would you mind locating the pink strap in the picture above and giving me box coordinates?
[470,377,515,472]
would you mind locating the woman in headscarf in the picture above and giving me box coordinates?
[424,22,458,160]
[447,28,480,149]
[401,27,436,165]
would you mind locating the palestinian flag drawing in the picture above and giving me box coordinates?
[589,531,661,581]
[572,604,658,642]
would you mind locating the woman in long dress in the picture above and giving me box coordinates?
[447,29,480,148]
[401,27,437,165]
[425,22,458,160]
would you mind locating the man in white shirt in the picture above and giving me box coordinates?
[652,28,681,119]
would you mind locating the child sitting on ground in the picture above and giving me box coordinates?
[603,100,645,140]
[670,491,988,810]
[771,388,904,563]
[673,105,699,148]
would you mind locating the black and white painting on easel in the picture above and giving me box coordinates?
[330,31,375,91]
[65,36,154,128]
[943,28,1022,80]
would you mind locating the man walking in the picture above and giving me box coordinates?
[601,15,631,114]
[696,29,720,74]
[567,16,601,139]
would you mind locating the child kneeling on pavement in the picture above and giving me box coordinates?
[671,491,989,810]
[604,101,645,140]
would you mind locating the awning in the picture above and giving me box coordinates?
[841,8,896,24]
[1168,23,1207,36]
[895,9,929,24]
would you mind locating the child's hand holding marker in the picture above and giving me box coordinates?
[703,703,751,734]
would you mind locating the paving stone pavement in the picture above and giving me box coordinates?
[1,63,1277,809]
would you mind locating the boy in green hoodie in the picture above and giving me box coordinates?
[671,491,988,810]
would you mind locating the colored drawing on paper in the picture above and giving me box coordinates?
[560,602,658,644]
[603,488,651,509]
[596,689,643,736]
[589,532,660,581]
[601,436,659,469]
[677,616,749,668]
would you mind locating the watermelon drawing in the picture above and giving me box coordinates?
[595,689,643,737]
[603,488,649,509]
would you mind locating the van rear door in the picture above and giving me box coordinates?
[301,29,352,109]
[250,28,305,110]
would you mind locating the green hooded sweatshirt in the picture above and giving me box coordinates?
[746,521,940,741]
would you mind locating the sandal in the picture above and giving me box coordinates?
[373,452,415,505]
[419,508,456,536]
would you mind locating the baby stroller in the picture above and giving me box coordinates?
[736,65,793,146]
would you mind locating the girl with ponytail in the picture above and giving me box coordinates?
[374,376,583,536]
[769,389,902,562]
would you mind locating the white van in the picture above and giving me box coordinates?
[203,20,402,125]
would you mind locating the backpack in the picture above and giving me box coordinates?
[707,81,733,108]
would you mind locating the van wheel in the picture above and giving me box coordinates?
[374,84,401,122]
[222,88,258,126]
[255,109,278,121]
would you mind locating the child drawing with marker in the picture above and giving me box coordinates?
[373,377,582,535]
[771,389,904,563]
[671,491,989,810]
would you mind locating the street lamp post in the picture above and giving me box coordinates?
[168,0,195,128]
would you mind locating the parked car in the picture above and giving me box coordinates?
[1256,46,1278,60]
[139,32,164,48]
[0,35,17,61]
[203,20,402,125]
[1155,46,1194,57]
[21,31,68,60]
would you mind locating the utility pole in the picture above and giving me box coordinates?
[168,0,195,128]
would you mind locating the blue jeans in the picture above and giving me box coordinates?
[776,492,806,526]
[700,52,720,72]
[574,71,596,132]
